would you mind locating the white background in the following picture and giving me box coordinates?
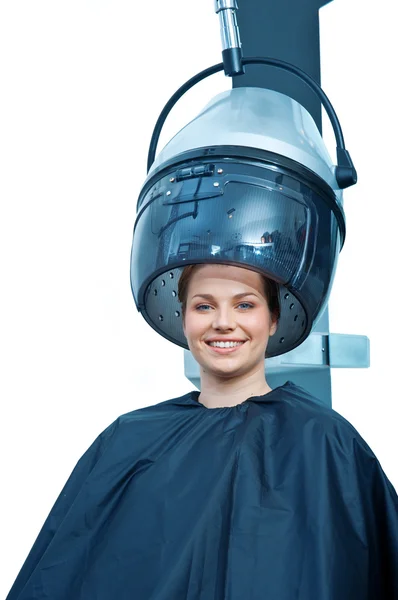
[0,0,397,595]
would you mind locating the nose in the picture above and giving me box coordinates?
[212,305,236,331]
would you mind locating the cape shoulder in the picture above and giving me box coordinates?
[283,382,398,497]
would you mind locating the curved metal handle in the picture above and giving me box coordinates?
[146,57,357,190]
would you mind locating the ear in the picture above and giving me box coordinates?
[182,314,186,337]
[269,316,278,337]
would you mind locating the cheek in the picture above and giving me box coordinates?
[245,312,274,334]
[183,312,205,339]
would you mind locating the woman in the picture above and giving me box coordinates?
[179,263,279,409]
[7,263,398,599]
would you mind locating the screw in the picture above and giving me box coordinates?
[169,177,175,182]
[213,182,220,187]
[217,168,223,174]
[166,191,171,196]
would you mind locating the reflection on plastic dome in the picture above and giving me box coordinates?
[155,183,314,288]
[131,157,342,356]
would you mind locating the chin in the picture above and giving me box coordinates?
[203,358,254,376]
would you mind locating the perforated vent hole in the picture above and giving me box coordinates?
[172,291,177,297]
[284,293,290,299]
[175,311,180,318]
[159,315,164,321]
[153,289,158,296]
[279,337,285,343]
[169,272,174,279]
[161,280,166,287]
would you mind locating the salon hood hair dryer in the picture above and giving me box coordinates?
[130,0,362,363]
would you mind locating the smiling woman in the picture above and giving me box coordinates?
[178,263,281,409]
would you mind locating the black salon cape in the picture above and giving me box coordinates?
[7,382,398,600]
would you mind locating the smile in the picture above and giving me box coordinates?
[205,341,247,354]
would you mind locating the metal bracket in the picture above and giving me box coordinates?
[266,332,370,373]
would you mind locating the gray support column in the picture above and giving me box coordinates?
[232,0,331,132]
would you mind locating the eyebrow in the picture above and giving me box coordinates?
[191,292,258,301]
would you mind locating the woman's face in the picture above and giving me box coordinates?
[182,264,278,381]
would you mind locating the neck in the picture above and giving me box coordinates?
[198,366,272,409]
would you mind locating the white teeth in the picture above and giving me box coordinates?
[209,341,244,348]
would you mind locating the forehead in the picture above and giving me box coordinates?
[187,264,264,294]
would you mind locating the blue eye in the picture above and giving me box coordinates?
[195,303,253,311]
[196,304,212,311]
[238,302,253,309]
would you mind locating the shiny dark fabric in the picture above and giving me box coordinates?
[7,382,398,599]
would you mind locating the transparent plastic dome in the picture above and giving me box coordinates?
[130,147,344,357]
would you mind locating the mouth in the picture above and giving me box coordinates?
[204,341,247,355]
